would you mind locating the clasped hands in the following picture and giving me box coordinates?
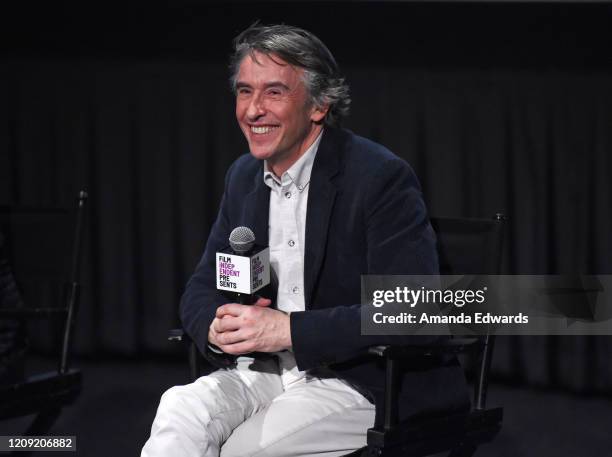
[208,297,292,355]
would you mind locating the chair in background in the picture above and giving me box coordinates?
[0,191,88,439]
[171,213,506,457]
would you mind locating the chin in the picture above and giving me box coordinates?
[243,128,282,159]
[248,145,276,162]
[246,136,281,159]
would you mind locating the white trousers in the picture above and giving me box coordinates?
[141,355,375,457]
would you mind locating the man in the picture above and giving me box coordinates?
[142,24,468,457]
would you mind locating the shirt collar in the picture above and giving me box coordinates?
[263,129,323,192]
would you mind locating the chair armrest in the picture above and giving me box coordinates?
[368,337,480,359]
[0,308,68,318]
[167,328,201,381]
[168,328,190,342]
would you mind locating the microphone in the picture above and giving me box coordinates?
[216,226,270,305]
[229,226,255,255]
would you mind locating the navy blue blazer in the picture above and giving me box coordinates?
[181,127,469,423]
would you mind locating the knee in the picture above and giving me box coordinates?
[159,385,188,407]
[158,385,206,420]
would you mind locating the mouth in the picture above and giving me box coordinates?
[249,125,280,135]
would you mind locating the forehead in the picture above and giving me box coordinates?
[236,51,304,85]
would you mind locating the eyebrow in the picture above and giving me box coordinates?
[235,81,291,91]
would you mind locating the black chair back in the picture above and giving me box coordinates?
[431,213,506,414]
[0,191,87,373]
[431,214,505,276]
[0,208,71,308]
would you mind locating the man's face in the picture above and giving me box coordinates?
[235,52,327,174]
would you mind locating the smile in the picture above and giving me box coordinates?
[250,125,279,134]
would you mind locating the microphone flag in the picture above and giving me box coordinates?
[216,226,270,296]
[215,247,270,295]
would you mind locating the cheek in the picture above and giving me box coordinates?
[235,103,244,120]
[235,99,250,120]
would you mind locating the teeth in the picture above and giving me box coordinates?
[251,126,277,134]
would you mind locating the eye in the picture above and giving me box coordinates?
[266,88,283,97]
[237,87,252,96]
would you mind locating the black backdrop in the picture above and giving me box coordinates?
[1,1,611,394]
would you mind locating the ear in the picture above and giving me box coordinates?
[310,103,329,124]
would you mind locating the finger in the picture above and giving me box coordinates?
[211,317,222,333]
[216,330,247,346]
[208,326,220,347]
[253,297,272,308]
[218,340,255,355]
[216,303,246,318]
[214,316,241,333]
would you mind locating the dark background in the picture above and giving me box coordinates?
[1,0,612,454]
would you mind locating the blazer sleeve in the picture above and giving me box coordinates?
[179,161,236,367]
[290,157,441,371]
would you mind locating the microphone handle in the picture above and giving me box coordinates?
[237,293,253,305]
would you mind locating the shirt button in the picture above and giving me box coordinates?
[292,286,300,294]
[288,240,295,247]
[297,185,304,191]
[285,191,291,199]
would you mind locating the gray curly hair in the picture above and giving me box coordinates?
[229,23,351,127]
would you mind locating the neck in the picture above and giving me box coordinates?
[268,124,323,177]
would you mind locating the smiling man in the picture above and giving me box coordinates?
[234,51,327,177]
[142,24,468,457]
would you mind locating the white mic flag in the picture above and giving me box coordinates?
[216,226,270,295]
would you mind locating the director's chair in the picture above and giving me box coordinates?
[0,191,88,445]
[344,214,506,457]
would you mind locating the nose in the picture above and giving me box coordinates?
[246,92,265,120]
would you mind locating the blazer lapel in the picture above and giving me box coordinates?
[304,128,344,308]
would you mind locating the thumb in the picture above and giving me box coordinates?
[253,297,272,308]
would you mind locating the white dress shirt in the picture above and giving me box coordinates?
[263,130,323,386]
